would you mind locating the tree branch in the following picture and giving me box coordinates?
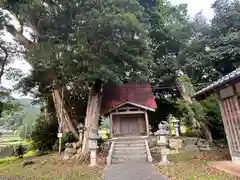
[0,44,9,84]
[6,25,33,48]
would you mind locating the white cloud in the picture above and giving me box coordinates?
[1,58,32,98]
[1,32,32,98]
[171,0,215,19]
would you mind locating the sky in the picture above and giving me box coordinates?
[172,0,215,19]
[2,0,215,98]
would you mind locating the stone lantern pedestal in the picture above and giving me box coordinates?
[154,121,171,165]
[88,130,100,167]
[159,148,170,165]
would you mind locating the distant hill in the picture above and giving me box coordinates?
[0,98,40,131]
[15,98,40,124]
[15,98,40,114]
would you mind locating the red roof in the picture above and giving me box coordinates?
[101,83,157,113]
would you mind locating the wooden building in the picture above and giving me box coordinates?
[101,83,157,137]
[195,68,240,163]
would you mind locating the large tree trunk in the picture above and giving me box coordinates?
[81,81,102,153]
[52,89,78,138]
[175,73,213,141]
[176,75,200,127]
[7,25,78,139]
[200,122,213,143]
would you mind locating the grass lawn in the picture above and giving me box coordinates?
[0,145,237,180]
[0,153,102,180]
[0,135,28,146]
[0,150,36,164]
[157,149,239,180]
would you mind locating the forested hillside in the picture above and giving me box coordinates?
[0,98,40,134]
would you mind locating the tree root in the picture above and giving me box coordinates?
[76,151,90,164]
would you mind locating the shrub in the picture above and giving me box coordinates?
[28,141,37,151]
[106,133,110,139]
[52,139,65,152]
[14,145,26,158]
[98,137,105,151]
[52,139,60,151]
[31,115,58,152]
[53,132,77,152]
[200,96,224,139]
[184,129,200,137]
[62,132,77,144]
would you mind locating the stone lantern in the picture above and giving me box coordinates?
[77,123,84,142]
[154,121,171,165]
[154,121,169,146]
[88,129,100,167]
[172,117,180,137]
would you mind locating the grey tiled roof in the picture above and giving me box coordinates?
[195,67,240,96]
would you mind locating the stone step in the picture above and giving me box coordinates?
[109,138,149,164]
[115,140,145,144]
[113,149,147,154]
[112,153,147,159]
[114,146,145,150]
[114,143,145,148]
[114,146,146,151]
[113,151,147,156]
[112,136,147,141]
[111,157,147,164]
[114,146,146,150]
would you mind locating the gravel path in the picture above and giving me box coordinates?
[103,161,168,180]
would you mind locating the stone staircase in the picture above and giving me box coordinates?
[108,137,152,164]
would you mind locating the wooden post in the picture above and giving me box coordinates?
[232,85,240,152]
[24,124,27,139]
[58,88,64,155]
[144,111,150,136]
[109,114,113,137]
[217,92,234,160]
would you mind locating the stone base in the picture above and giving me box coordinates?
[184,145,199,152]
[199,147,211,151]
[89,163,99,167]
[158,160,173,166]
[232,156,240,164]
[63,151,70,160]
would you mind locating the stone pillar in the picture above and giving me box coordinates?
[159,148,170,165]
[90,148,97,166]
[77,123,84,142]
[88,129,100,167]
[172,118,180,137]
